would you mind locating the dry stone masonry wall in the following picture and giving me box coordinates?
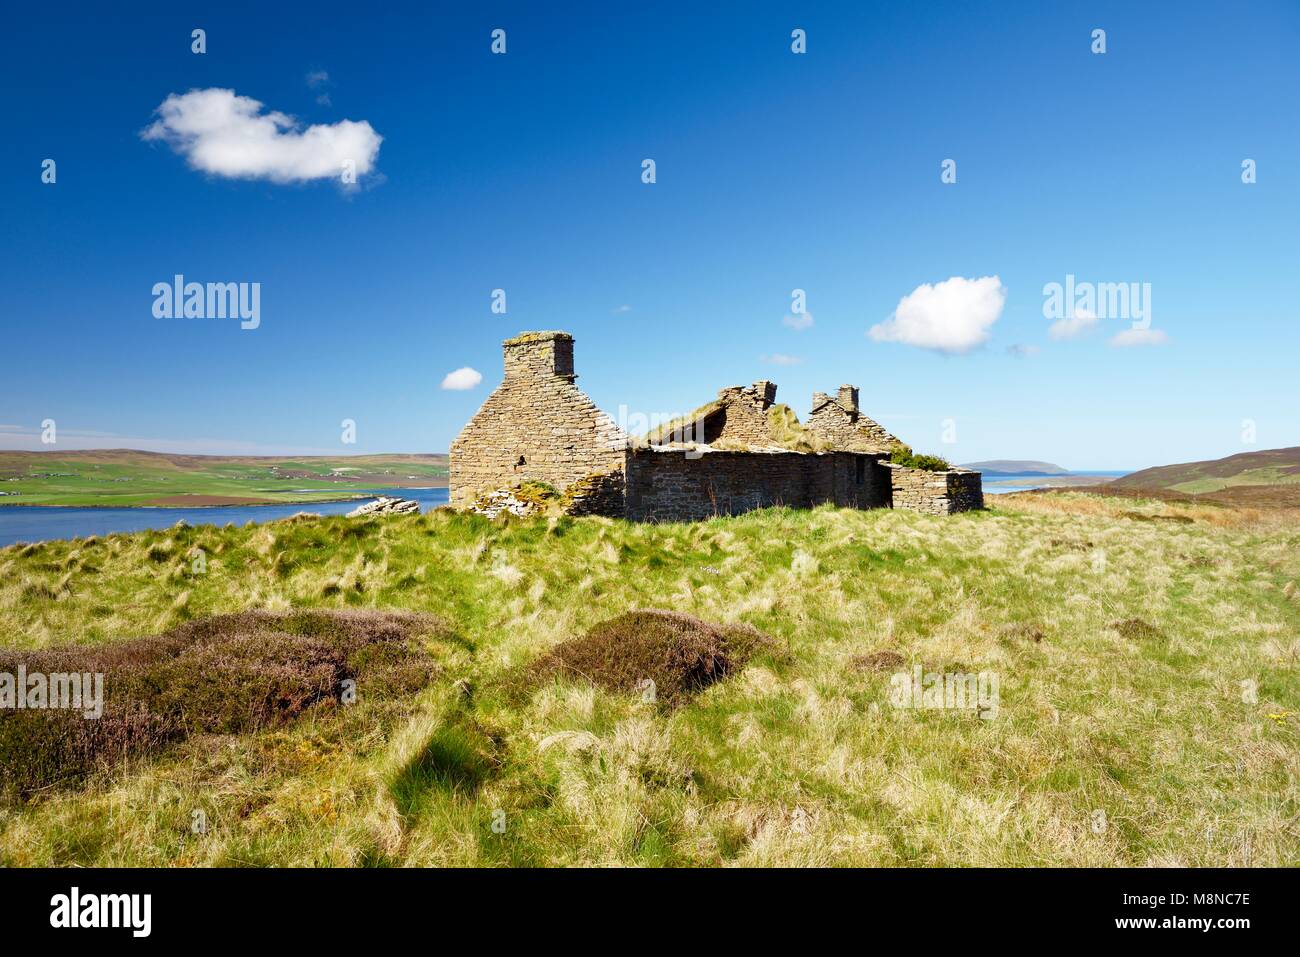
[705,381,780,446]
[885,464,985,515]
[624,448,889,522]
[806,387,899,452]
[449,332,627,507]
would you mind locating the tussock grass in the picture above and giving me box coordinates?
[765,404,832,453]
[0,496,1296,866]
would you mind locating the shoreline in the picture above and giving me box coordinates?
[0,494,378,510]
[984,475,1121,489]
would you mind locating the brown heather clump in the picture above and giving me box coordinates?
[1111,618,1166,642]
[0,609,449,798]
[852,649,906,672]
[526,609,779,708]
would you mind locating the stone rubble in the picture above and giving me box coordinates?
[467,488,544,519]
[346,496,421,518]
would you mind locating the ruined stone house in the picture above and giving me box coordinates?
[450,330,982,521]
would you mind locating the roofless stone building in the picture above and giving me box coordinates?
[450,331,982,521]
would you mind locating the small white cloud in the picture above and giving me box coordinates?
[760,353,804,366]
[783,312,814,331]
[1110,328,1169,347]
[869,276,1005,355]
[1006,344,1040,358]
[1049,307,1099,340]
[142,88,382,184]
[441,367,483,390]
[306,71,332,107]
[612,304,632,314]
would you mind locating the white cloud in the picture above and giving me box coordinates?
[869,276,1006,355]
[612,304,632,314]
[441,367,483,390]
[1048,306,1099,340]
[760,353,804,366]
[307,71,332,107]
[1006,344,1040,358]
[142,88,382,183]
[1110,328,1169,347]
[783,312,814,331]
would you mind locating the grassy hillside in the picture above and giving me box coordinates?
[1112,447,1300,495]
[0,494,1296,866]
[0,450,448,507]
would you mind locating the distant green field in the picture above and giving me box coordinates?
[0,450,448,507]
[1170,467,1300,495]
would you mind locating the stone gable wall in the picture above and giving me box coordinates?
[806,395,898,452]
[449,333,627,507]
[805,400,858,445]
[856,417,900,451]
[705,384,778,446]
[885,464,984,515]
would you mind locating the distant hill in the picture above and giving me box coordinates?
[1111,447,1300,494]
[960,460,1070,476]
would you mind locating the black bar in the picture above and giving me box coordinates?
[0,867,1287,942]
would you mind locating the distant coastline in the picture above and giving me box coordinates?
[0,494,373,510]
[0,449,448,508]
[981,470,1127,494]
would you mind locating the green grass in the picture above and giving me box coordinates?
[0,493,1297,866]
[0,451,447,507]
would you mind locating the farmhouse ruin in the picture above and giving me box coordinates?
[450,331,983,521]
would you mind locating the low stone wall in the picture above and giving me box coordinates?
[624,448,889,522]
[886,464,984,514]
[945,470,984,512]
[562,468,627,517]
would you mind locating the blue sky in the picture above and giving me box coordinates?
[2,0,1297,468]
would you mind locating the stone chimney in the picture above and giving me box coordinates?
[503,331,575,382]
[837,385,859,415]
[751,380,777,408]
